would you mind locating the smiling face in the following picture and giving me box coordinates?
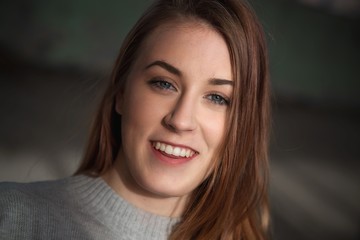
[112,20,233,215]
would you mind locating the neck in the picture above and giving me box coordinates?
[102,162,187,218]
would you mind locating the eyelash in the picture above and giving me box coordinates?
[205,94,230,106]
[148,78,230,106]
[148,78,177,92]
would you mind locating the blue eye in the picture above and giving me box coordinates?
[206,94,230,106]
[148,78,177,91]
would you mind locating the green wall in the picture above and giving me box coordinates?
[1,0,359,106]
[0,0,151,70]
[255,0,360,106]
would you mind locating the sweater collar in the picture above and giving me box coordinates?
[68,175,180,238]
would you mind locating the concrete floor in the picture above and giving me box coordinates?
[0,69,359,239]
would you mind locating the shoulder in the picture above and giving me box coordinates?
[0,181,39,225]
[0,177,83,238]
[0,176,85,215]
[0,177,69,205]
[0,178,69,218]
[0,175,104,219]
[0,180,43,207]
[0,177,79,213]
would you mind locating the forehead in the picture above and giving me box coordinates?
[133,20,232,80]
[142,20,224,54]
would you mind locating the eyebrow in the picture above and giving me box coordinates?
[145,60,233,86]
[145,60,181,76]
[209,78,234,86]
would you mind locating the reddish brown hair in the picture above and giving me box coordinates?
[76,0,271,239]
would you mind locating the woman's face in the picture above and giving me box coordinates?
[115,21,233,204]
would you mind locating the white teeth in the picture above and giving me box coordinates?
[160,144,166,151]
[165,145,173,154]
[153,142,196,158]
[180,148,186,157]
[173,147,181,156]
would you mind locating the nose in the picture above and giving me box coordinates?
[163,94,197,132]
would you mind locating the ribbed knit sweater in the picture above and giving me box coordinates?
[0,175,179,239]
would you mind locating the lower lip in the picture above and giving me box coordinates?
[150,145,196,166]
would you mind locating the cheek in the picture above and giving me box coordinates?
[200,115,226,179]
[123,85,150,119]
[201,113,226,151]
[121,89,167,135]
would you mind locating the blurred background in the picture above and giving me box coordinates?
[0,0,359,239]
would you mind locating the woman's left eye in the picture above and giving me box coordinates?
[205,94,230,106]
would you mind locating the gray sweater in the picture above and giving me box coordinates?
[0,175,179,239]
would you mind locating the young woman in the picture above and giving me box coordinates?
[0,0,270,239]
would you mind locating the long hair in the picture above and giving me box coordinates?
[76,0,271,239]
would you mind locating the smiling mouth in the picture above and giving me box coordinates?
[152,141,197,158]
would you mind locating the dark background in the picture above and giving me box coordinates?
[0,0,359,239]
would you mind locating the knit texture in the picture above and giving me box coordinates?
[0,175,179,240]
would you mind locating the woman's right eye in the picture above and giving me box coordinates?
[148,78,177,92]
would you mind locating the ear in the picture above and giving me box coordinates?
[114,91,124,115]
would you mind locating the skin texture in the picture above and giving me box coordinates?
[104,21,233,217]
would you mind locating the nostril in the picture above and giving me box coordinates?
[162,96,197,132]
[162,111,196,132]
